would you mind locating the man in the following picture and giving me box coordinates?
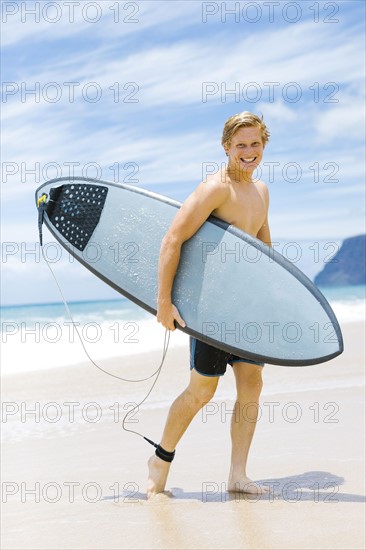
[147,111,272,499]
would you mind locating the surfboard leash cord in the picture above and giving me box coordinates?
[37,196,173,459]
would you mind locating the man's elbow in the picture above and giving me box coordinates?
[160,231,183,252]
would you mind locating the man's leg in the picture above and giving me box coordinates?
[147,368,219,499]
[228,361,269,494]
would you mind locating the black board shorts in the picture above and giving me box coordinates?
[189,337,265,377]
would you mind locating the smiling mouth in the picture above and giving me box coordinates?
[240,157,257,164]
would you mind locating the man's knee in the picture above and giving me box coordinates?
[186,376,218,407]
[236,366,263,394]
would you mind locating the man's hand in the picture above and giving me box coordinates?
[157,302,186,331]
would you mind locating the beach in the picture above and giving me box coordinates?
[1,319,365,550]
[2,0,365,546]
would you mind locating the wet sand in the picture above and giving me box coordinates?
[1,321,365,549]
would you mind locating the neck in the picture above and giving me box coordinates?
[226,162,254,184]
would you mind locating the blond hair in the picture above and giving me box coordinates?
[221,111,270,149]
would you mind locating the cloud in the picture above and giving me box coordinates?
[1,3,365,306]
[1,1,200,47]
[3,16,364,109]
[314,97,365,143]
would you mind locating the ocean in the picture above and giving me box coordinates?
[1,286,365,446]
[1,285,365,377]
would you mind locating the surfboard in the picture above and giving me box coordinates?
[35,176,343,366]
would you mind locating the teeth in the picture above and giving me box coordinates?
[242,157,256,162]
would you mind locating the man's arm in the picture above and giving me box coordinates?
[157,178,229,330]
[256,216,272,247]
[256,184,272,247]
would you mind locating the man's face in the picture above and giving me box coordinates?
[224,126,264,176]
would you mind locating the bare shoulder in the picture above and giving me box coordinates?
[184,172,230,213]
[199,172,230,196]
[165,173,230,243]
[255,178,269,193]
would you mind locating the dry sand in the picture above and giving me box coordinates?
[1,321,365,549]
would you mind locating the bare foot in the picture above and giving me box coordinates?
[228,475,270,495]
[147,454,171,499]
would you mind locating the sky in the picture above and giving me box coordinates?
[1,0,365,305]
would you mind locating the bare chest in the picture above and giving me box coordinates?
[212,184,267,236]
